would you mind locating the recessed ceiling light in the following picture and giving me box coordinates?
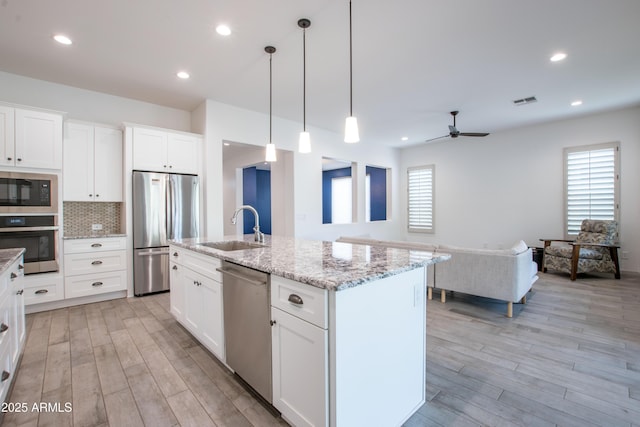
[176,71,190,79]
[550,52,567,62]
[53,34,72,45]
[571,100,583,107]
[216,24,231,36]
[401,136,408,141]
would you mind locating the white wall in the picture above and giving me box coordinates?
[399,106,640,273]
[0,71,191,130]
[200,100,403,242]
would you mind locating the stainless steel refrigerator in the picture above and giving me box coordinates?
[133,171,200,296]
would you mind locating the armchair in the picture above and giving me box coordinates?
[541,219,621,281]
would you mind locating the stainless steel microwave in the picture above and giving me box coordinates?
[0,172,58,214]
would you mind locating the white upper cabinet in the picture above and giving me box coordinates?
[1,107,62,170]
[64,122,123,202]
[132,127,200,174]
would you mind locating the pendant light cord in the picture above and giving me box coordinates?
[349,0,353,117]
[303,27,307,131]
[269,51,273,143]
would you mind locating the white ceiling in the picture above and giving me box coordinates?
[2,0,640,148]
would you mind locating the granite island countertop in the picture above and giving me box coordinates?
[0,248,26,275]
[170,235,450,291]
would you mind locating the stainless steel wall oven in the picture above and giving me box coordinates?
[0,215,59,274]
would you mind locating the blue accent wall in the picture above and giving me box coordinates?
[242,167,271,234]
[322,167,352,224]
[367,166,387,221]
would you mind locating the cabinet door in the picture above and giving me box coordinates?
[182,268,202,333]
[94,127,123,201]
[0,106,15,167]
[199,276,224,360]
[132,127,168,172]
[63,122,94,201]
[9,260,25,366]
[14,109,63,169]
[167,133,200,174]
[169,262,185,322]
[271,307,328,427]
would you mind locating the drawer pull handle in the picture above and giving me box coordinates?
[288,294,304,305]
[18,264,24,270]
[10,272,17,279]
[91,260,103,265]
[16,290,23,295]
[91,243,103,248]
[1,371,9,382]
[172,265,178,270]
[173,252,179,257]
[0,323,8,333]
[92,282,103,287]
[35,289,48,295]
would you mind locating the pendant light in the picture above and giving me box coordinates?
[298,18,311,154]
[344,0,360,143]
[265,46,277,162]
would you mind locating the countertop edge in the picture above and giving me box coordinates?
[0,248,26,275]
[63,234,127,240]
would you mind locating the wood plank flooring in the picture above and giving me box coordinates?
[2,271,639,426]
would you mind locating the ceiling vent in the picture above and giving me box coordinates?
[513,96,537,106]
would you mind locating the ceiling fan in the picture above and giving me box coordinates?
[425,111,490,142]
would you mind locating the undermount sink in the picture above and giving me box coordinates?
[198,240,264,251]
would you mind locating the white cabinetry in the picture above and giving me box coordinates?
[63,237,127,299]
[1,106,63,170]
[0,254,26,404]
[169,246,224,360]
[63,122,123,202]
[271,276,328,427]
[132,127,200,174]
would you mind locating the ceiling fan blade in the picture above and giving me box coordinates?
[425,134,449,143]
[459,132,490,137]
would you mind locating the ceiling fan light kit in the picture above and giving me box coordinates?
[425,110,490,143]
[265,45,277,162]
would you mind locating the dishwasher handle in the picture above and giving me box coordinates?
[216,267,267,287]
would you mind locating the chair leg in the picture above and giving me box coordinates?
[570,244,580,281]
[427,287,432,300]
[440,289,446,303]
[609,246,621,279]
[520,295,527,304]
[507,302,513,318]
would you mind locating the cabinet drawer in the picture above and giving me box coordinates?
[65,270,127,298]
[64,237,126,254]
[64,250,126,276]
[0,298,10,350]
[24,275,64,305]
[271,275,328,329]
[0,338,12,403]
[177,250,221,282]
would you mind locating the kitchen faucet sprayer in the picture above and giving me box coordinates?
[231,205,264,243]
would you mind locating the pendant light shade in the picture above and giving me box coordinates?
[265,46,277,162]
[344,1,360,143]
[298,18,312,153]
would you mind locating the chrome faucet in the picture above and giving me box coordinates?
[231,205,265,243]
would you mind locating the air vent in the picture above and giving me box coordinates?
[513,96,537,106]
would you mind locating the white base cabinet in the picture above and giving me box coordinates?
[63,237,127,299]
[0,254,26,404]
[169,246,224,361]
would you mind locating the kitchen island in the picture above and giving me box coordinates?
[169,235,449,427]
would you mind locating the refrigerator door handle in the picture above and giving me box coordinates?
[137,249,170,257]
[166,176,174,240]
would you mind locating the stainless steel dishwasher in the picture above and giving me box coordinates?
[217,260,272,403]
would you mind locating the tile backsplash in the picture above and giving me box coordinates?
[64,202,123,236]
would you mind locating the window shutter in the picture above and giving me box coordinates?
[565,143,619,236]
[407,165,434,232]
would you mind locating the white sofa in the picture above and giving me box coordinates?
[336,237,538,317]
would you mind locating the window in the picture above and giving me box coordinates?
[331,176,353,224]
[407,165,434,233]
[564,142,619,237]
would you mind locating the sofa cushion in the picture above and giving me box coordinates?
[510,240,529,255]
[545,245,604,260]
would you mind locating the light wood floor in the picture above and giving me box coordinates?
[3,271,639,426]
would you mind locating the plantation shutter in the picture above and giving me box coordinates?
[564,143,619,236]
[407,165,434,232]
